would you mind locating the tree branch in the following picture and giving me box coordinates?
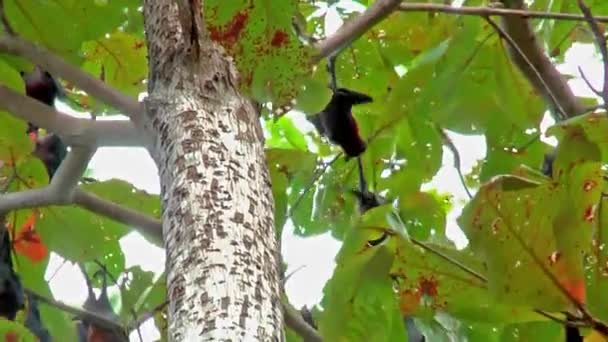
[0,188,162,245]
[0,35,143,122]
[51,146,96,197]
[0,144,163,244]
[73,190,163,245]
[0,187,163,244]
[497,0,585,119]
[24,289,125,333]
[0,146,94,212]
[313,0,402,62]
[397,3,608,23]
[0,85,144,147]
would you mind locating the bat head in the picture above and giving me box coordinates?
[20,67,63,104]
[334,88,373,106]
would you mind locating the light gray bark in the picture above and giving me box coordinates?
[142,1,282,340]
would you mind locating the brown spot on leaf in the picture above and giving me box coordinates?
[270,30,288,47]
[584,205,596,222]
[208,11,249,49]
[418,276,438,297]
[583,179,597,192]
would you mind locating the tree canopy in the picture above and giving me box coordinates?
[1,0,608,341]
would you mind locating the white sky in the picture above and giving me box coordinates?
[36,5,604,341]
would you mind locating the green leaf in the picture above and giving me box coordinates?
[117,266,156,320]
[36,205,127,269]
[587,197,608,322]
[81,32,148,98]
[501,321,564,342]
[0,60,32,164]
[82,179,161,245]
[5,0,141,64]
[319,227,402,341]
[398,191,448,242]
[458,170,599,311]
[204,0,312,108]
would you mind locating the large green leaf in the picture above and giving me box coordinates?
[319,226,404,341]
[204,0,312,108]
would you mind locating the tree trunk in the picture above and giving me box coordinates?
[142,1,283,340]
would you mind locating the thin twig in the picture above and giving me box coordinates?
[397,3,608,23]
[484,16,567,118]
[288,153,342,217]
[282,265,306,286]
[410,238,486,283]
[577,0,608,111]
[578,66,602,97]
[437,128,473,199]
[533,309,583,327]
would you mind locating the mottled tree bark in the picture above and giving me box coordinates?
[142,1,282,340]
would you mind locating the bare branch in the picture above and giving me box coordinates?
[0,35,143,122]
[51,147,96,197]
[25,289,125,334]
[283,301,322,342]
[577,0,608,110]
[0,85,144,147]
[397,3,608,23]
[437,128,473,200]
[289,153,342,217]
[0,188,59,212]
[73,190,163,245]
[0,187,163,244]
[313,0,402,62]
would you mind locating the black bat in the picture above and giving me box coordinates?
[310,88,372,158]
[21,67,62,134]
[21,67,67,179]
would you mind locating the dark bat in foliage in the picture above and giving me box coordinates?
[21,67,67,179]
[21,67,63,134]
[24,293,51,342]
[33,134,68,179]
[299,306,317,329]
[310,88,372,158]
[542,152,555,178]
[565,324,583,342]
[77,264,128,342]
[0,227,24,321]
